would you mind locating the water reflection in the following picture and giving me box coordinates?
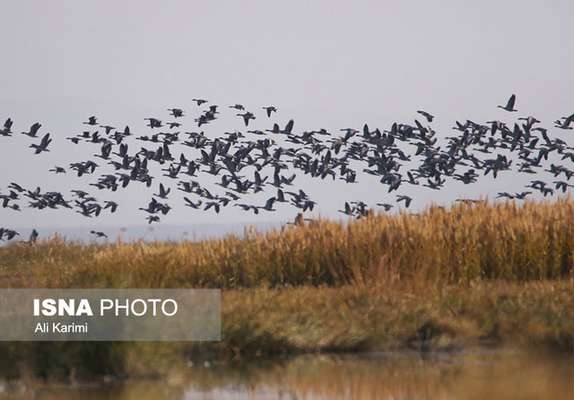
[3,350,574,399]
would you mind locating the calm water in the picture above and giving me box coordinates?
[2,350,574,400]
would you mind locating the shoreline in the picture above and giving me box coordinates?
[1,281,573,382]
[1,200,574,382]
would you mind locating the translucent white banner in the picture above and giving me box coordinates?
[0,289,220,341]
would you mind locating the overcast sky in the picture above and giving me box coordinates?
[1,1,573,232]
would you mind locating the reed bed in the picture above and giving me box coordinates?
[2,199,574,381]
[1,198,573,289]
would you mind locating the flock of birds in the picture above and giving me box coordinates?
[1,94,574,242]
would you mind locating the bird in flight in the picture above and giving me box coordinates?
[498,94,518,112]
[262,106,277,117]
[237,112,256,126]
[1,94,572,241]
[21,122,42,137]
[29,133,52,154]
[416,110,434,123]
[90,230,108,239]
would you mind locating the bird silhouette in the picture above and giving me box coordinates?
[21,122,42,137]
[90,230,108,239]
[29,133,52,154]
[1,94,573,242]
[262,106,277,117]
[498,94,518,112]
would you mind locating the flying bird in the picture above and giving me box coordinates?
[29,133,52,154]
[262,106,277,117]
[498,94,517,112]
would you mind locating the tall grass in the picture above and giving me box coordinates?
[2,199,574,380]
[1,198,573,289]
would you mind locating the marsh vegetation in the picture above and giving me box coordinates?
[1,199,574,382]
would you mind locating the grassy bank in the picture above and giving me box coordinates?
[1,199,574,381]
[3,198,574,289]
[1,282,574,381]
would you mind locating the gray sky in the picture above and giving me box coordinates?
[1,0,573,231]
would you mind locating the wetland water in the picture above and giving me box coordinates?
[2,350,573,399]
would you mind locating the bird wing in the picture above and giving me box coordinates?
[507,94,516,109]
[285,120,294,134]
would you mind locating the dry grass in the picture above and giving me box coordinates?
[1,199,574,380]
[2,281,574,381]
[2,198,574,289]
